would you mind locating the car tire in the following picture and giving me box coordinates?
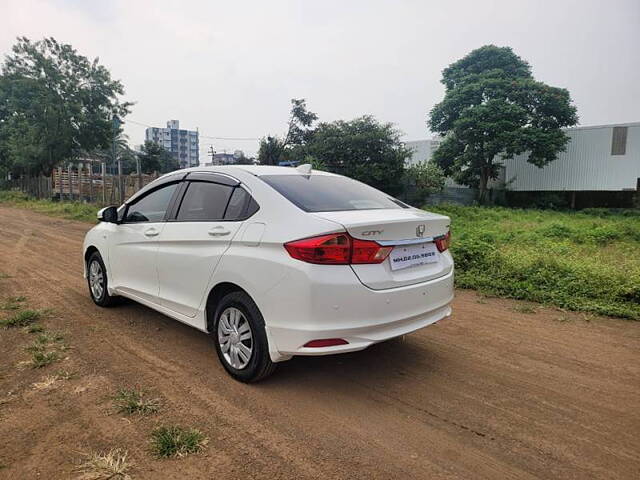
[87,251,117,307]
[212,291,276,383]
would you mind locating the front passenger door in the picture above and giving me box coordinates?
[108,182,180,303]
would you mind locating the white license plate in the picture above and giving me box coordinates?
[389,242,439,271]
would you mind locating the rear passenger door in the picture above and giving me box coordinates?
[156,174,256,321]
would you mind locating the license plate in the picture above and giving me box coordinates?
[389,242,439,271]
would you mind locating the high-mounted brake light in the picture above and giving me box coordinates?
[435,231,451,253]
[284,233,392,265]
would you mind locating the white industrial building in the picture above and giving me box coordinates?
[504,122,640,192]
[406,122,640,206]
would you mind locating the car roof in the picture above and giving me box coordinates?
[180,164,337,177]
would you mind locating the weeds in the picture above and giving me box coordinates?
[1,309,41,328]
[77,448,132,480]
[113,389,161,416]
[31,350,59,368]
[512,304,537,314]
[1,296,26,310]
[428,205,640,320]
[25,329,66,368]
[26,324,44,333]
[150,426,207,458]
[56,369,75,380]
[0,190,100,223]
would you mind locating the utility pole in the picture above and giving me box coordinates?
[112,115,123,204]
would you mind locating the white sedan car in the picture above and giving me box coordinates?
[83,165,454,382]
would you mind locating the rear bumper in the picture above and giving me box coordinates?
[265,268,454,361]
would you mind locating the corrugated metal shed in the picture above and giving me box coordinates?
[504,122,640,191]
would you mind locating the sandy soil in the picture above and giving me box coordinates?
[0,205,639,479]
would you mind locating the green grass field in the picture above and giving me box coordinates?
[0,190,99,223]
[1,189,638,319]
[428,204,640,320]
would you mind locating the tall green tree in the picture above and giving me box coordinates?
[428,45,578,203]
[257,98,317,165]
[0,37,131,176]
[307,116,410,195]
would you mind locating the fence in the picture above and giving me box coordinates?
[6,163,160,205]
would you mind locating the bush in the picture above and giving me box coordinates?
[427,204,640,319]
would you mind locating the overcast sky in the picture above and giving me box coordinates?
[3,0,639,157]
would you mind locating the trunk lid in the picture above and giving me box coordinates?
[313,209,453,290]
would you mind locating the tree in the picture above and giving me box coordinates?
[0,37,131,176]
[257,98,317,165]
[234,152,255,165]
[404,161,445,205]
[306,116,410,195]
[257,136,283,165]
[137,140,178,174]
[428,45,578,203]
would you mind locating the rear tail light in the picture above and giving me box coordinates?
[435,231,451,252]
[284,233,392,265]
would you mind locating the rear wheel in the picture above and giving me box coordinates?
[87,251,117,307]
[212,291,276,382]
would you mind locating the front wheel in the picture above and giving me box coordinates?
[212,291,276,383]
[87,251,117,307]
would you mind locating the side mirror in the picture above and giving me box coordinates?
[97,206,119,223]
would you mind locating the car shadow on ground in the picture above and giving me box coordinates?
[110,298,442,390]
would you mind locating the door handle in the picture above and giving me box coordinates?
[144,227,159,237]
[208,227,231,237]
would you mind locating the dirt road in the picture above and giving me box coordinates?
[0,206,639,479]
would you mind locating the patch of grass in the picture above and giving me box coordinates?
[150,426,207,458]
[26,324,44,333]
[427,205,640,320]
[77,448,132,480]
[55,369,76,380]
[113,389,160,416]
[35,330,65,344]
[1,309,41,328]
[512,304,537,314]
[0,190,100,223]
[30,350,60,368]
[0,272,10,279]
[1,296,27,310]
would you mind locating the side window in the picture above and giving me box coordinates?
[224,187,249,220]
[177,181,233,221]
[124,183,178,223]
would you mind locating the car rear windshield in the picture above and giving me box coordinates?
[260,174,409,212]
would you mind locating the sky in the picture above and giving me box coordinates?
[2,0,639,158]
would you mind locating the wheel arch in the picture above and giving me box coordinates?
[84,245,100,264]
[205,282,252,332]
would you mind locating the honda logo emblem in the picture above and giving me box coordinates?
[416,225,426,237]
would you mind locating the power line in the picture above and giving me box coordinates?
[124,118,259,141]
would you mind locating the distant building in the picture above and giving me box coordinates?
[504,122,640,193]
[145,120,199,168]
[202,150,249,166]
[404,137,442,166]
